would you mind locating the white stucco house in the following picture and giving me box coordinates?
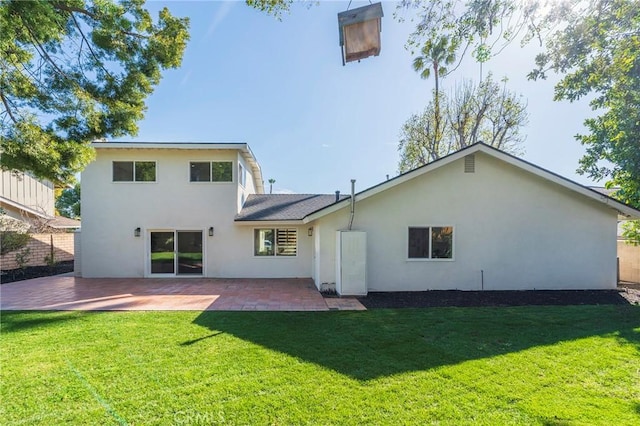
[78,141,640,294]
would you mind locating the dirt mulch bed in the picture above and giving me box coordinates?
[0,261,74,284]
[357,286,640,309]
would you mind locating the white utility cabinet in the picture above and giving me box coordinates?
[336,230,367,296]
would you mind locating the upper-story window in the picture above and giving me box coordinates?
[113,161,156,182]
[189,161,232,182]
[238,163,246,187]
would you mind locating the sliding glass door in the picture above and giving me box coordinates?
[150,232,175,274]
[177,231,203,275]
[150,230,203,276]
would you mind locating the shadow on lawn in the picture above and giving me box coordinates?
[191,306,640,381]
[1,311,92,333]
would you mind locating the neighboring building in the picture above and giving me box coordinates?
[1,169,80,271]
[1,170,55,223]
[0,169,80,230]
[79,142,640,293]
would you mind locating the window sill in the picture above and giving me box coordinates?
[406,258,455,262]
[253,256,298,259]
[112,181,157,184]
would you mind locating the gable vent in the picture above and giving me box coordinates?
[464,154,475,173]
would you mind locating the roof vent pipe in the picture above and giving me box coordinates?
[348,179,356,230]
[335,190,340,202]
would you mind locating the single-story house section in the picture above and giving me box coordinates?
[79,142,640,293]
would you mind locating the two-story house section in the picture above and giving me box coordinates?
[80,142,335,279]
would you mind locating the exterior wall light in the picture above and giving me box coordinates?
[134,227,141,237]
[209,227,214,237]
[308,227,313,237]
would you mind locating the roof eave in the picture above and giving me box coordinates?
[0,196,51,220]
[234,219,305,226]
[91,142,250,150]
[239,146,264,194]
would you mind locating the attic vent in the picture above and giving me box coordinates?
[464,155,475,173]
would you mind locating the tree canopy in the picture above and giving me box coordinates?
[398,74,527,172]
[55,183,81,219]
[529,0,640,242]
[0,0,190,185]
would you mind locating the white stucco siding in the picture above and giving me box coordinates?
[215,224,314,278]
[237,154,250,212]
[81,147,312,278]
[316,153,617,291]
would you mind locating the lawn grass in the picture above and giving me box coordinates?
[1,306,639,425]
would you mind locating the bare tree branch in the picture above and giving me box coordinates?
[0,90,18,124]
[69,12,113,80]
[51,2,97,20]
[19,17,70,80]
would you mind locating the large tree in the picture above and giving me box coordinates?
[55,183,81,219]
[398,1,531,172]
[398,74,527,172]
[529,0,640,242]
[0,0,191,185]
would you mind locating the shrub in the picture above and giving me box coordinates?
[1,231,30,256]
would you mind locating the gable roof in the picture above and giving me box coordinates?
[235,194,346,222]
[91,142,264,193]
[303,143,640,222]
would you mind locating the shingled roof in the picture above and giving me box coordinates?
[235,194,347,221]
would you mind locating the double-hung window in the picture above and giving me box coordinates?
[113,161,156,182]
[189,161,232,182]
[408,226,454,259]
[254,228,297,257]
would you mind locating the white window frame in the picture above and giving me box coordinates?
[238,162,246,187]
[188,161,212,183]
[188,161,234,183]
[407,225,455,261]
[253,228,298,258]
[112,161,157,183]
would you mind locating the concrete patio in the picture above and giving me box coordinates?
[0,276,365,311]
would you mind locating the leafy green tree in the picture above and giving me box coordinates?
[529,0,640,243]
[55,183,81,219]
[398,74,527,172]
[247,0,294,19]
[0,0,190,185]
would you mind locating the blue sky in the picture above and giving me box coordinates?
[122,1,597,195]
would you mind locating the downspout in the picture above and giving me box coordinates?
[348,179,356,230]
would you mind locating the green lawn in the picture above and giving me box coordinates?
[1,306,639,425]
